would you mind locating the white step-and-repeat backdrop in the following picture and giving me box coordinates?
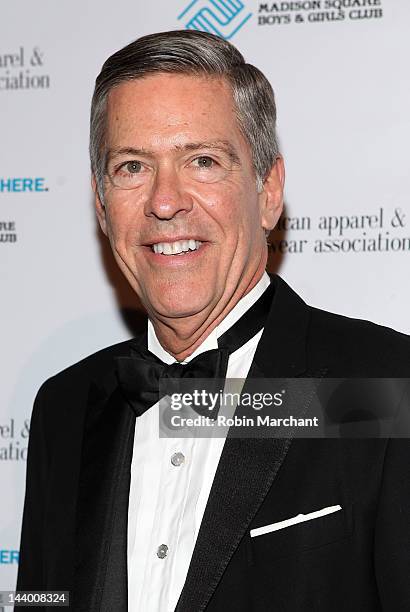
[1,0,409,592]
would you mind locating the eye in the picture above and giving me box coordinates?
[194,156,215,169]
[125,160,142,173]
[187,155,228,183]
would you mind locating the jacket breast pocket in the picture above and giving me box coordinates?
[249,504,354,564]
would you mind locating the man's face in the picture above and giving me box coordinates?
[95,73,283,322]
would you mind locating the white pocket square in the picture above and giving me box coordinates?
[250,504,342,538]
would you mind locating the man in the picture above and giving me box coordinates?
[17,30,410,611]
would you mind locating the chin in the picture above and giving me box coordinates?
[156,300,209,320]
[148,288,212,320]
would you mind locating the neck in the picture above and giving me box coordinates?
[149,267,267,362]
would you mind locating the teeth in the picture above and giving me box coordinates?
[152,240,203,255]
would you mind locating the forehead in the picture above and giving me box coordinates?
[105,73,246,151]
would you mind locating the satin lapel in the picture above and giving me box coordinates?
[176,274,312,612]
[72,380,136,612]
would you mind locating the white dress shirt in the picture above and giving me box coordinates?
[127,272,271,612]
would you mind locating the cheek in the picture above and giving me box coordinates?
[191,181,252,234]
[104,201,140,248]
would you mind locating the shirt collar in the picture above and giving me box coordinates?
[147,271,271,364]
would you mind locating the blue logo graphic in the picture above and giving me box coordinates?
[0,550,19,564]
[178,0,252,40]
[0,177,48,193]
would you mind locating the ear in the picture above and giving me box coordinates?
[92,175,108,236]
[258,156,285,232]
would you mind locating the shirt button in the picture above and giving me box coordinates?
[157,544,168,559]
[171,452,185,467]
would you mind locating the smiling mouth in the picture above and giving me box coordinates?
[150,239,203,255]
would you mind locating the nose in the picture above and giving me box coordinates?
[144,163,193,220]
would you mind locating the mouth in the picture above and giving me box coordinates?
[150,238,203,255]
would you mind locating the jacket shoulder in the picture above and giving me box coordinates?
[307,306,410,375]
[36,339,135,400]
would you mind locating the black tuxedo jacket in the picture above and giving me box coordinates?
[17,275,410,611]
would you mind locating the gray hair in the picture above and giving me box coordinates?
[90,30,280,202]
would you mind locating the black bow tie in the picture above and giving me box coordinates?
[115,345,230,418]
[115,280,274,419]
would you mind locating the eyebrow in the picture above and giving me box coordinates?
[106,140,241,165]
